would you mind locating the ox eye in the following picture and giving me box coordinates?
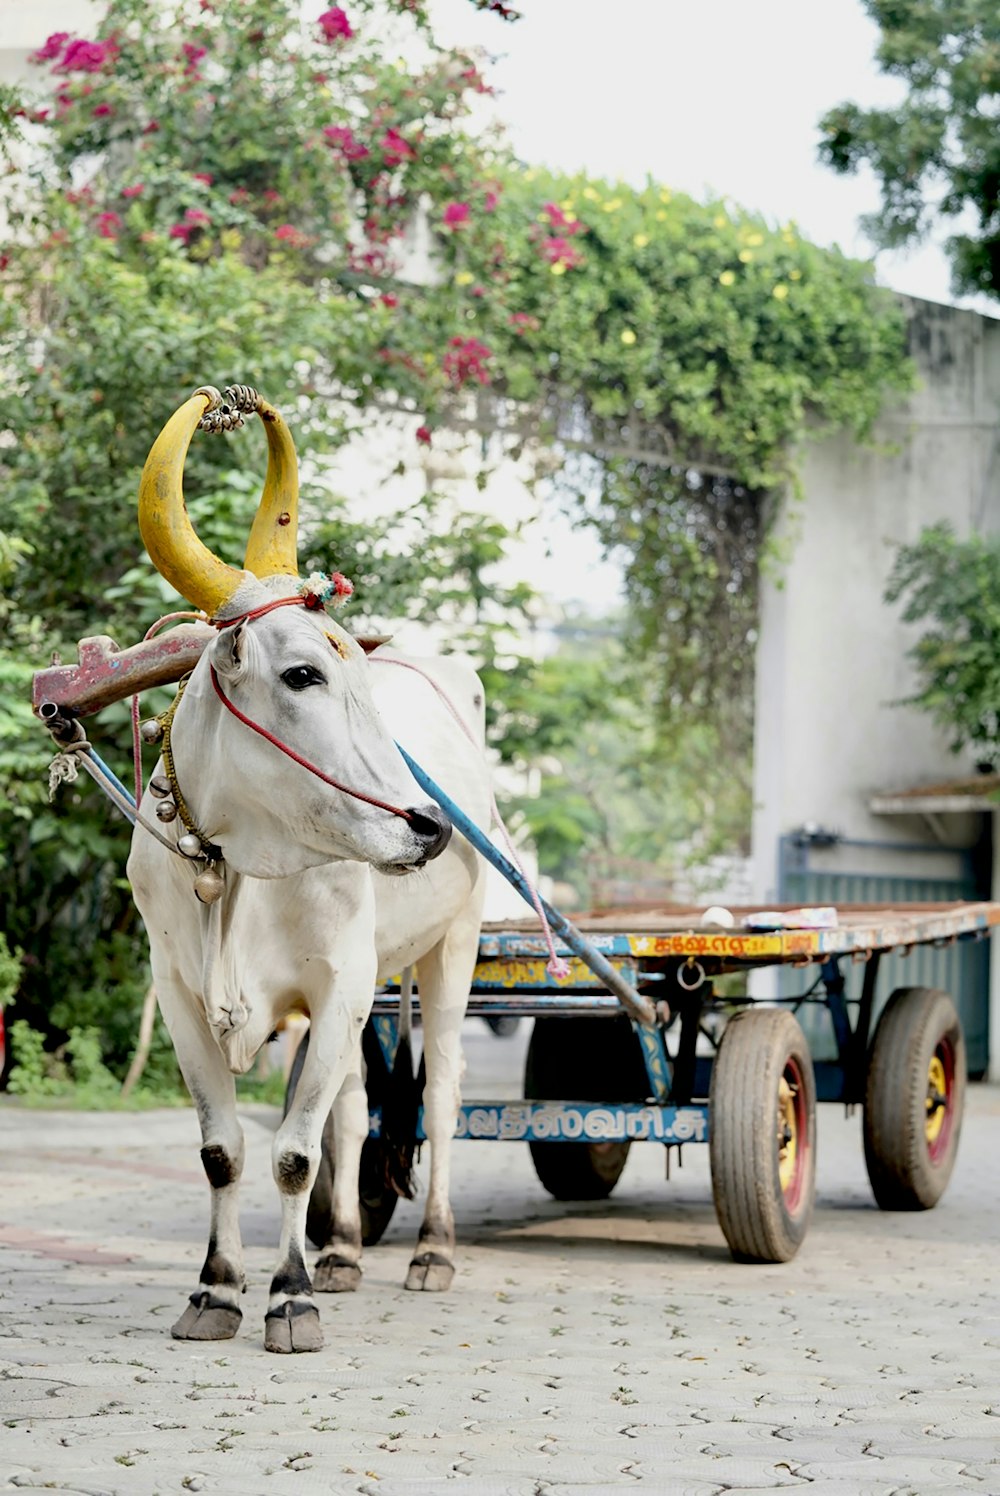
[280,664,326,691]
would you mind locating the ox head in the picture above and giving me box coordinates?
[137,388,451,879]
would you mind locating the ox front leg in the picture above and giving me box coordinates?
[165,1002,247,1342]
[266,986,373,1353]
[313,1046,367,1293]
[405,942,470,1293]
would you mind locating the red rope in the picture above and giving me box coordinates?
[208,665,413,821]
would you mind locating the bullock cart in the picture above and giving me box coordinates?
[309,901,997,1265]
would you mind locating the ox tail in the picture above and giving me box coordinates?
[376,967,422,1200]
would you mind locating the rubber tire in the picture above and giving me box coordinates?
[524,1015,649,1201]
[284,1028,399,1250]
[709,1007,817,1264]
[863,986,966,1211]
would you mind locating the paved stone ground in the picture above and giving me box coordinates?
[1,1021,998,1496]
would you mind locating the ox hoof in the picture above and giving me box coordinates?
[313,1255,362,1294]
[264,1302,323,1354]
[405,1251,455,1293]
[171,1293,242,1341]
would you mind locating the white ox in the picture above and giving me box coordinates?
[126,388,490,1353]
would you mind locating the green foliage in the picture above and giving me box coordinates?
[819,0,1000,300]
[0,933,23,1010]
[885,523,1000,760]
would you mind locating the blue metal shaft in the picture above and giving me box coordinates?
[397,745,657,1028]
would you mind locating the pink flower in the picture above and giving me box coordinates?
[169,207,211,244]
[142,120,160,135]
[416,425,432,446]
[182,42,207,75]
[482,188,500,212]
[32,108,50,122]
[121,184,144,198]
[92,102,113,118]
[380,128,414,167]
[275,223,312,249]
[317,7,353,40]
[96,211,122,239]
[193,172,213,185]
[379,292,399,308]
[442,201,470,229]
[323,124,369,160]
[228,187,251,205]
[262,189,281,204]
[56,39,110,73]
[442,336,491,387]
[509,312,539,336]
[540,235,584,270]
[30,32,69,64]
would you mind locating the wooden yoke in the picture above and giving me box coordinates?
[32,625,214,720]
[32,625,395,721]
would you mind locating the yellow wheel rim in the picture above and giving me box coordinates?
[778,1075,798,1193]
[925,1053,947,1146]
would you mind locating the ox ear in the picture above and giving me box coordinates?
[212,621,248,682]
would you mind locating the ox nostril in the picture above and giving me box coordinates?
[407,805,452,860]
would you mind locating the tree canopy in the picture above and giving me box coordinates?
[819,0,1000,301]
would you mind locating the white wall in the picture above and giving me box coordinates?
[752,296,1000,899]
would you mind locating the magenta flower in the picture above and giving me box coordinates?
[275,223,312,249]
[323,124,369,160]
[142,120,160,135]
[56,39,110,73]
[380,128,414,167]
[193,172,214,185]
[509,312,540,336]
[92,102,113,118]
[169,207,211,244]
[182,42,207,75]
[121,184,144,198]
[379,292,399,308]
[228,187,250,205]
[443,336,491,387]
[442,201,470,229]
[96,211,123,239]
[482,188,500,212]
[540,235,584,270]
[30,32,69,64]
[317,8,353,40]
[416,425,432,446]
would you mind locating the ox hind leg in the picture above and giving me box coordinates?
[266,985,373,1352]
[405,922,480,1292]
[163,999,247,1341]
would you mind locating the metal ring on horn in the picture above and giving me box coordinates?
[677,959,706,992]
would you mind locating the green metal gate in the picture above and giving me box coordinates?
[780,867,990,1076]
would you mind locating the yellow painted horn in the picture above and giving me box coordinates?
[138,388,247,617]
[242,398,299,579]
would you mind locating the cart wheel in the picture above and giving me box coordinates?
[524,1015,648,1201]
[709,1008,817,1263]
[285,1028,399,1249]
[863,986,965,1211]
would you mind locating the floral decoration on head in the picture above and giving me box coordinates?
[299,570,354,610]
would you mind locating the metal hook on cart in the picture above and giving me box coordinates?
[677,958,706,993]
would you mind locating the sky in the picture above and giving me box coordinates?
[419,0,996,605]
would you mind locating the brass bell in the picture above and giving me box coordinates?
[155,799,178,822]
[140,719,164,744]
[177,832,203,858]
[193,865,225,904]
[149,776,171,799]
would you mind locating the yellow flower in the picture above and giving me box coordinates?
[423,353,435,366]
[747,231,764,247]
[454,270,474,286]
[620,328,637,345]
[738,249,754,263]
[789,268,802,280]
[220,229,242,252]
[659,188,672,204]
[782,230,796,246]
[655,209,668,221]
[603,198,622,213]
[560,198,576,211]
[633,233,650,248]
[719,270,736,286]
[713,214,727,228]
[523,169,537,182]
[772,283,789,300]
[550,261,567,275]
[582,185,600,201]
